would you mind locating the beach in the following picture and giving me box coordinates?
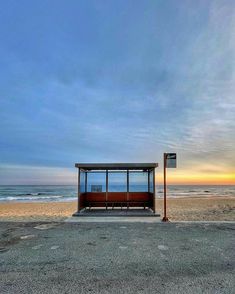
[0,197,234,221]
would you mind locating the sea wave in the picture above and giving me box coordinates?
[0,195,65,202]
[16,192,50,196]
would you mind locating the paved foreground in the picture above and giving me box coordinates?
[0,222,234,294]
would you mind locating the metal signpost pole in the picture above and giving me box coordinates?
[162,153,169,222]
[162,152,176,221]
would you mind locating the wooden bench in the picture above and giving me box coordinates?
[81,192,153,210]
[86,201,150,210]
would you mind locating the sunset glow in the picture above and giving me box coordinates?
[157,170,235,185]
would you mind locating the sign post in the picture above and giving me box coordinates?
[162,153,177,222]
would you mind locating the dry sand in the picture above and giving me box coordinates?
[161,197,235,221]
[0,197,234,221]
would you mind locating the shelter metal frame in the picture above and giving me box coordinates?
[75,163,158,214]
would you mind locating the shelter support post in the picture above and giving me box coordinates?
[78,168,81,212]
[127,169,129,209]
[85,171,87,193]
[106,170,108,210]
[148,170,150,193]
[153,168,156,213]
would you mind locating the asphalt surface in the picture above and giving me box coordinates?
[0,222,234,294]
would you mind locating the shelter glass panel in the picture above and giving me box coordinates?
[129,171,148,192]
[80,170,86,193]
[149,170,154,193]
[87,172,106,192]
[108,172,127,192]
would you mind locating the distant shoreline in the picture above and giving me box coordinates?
[1,195,235,204]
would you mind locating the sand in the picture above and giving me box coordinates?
[161,197,235,221]
[0,197,234,221]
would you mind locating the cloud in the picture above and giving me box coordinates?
[0,1,234,184]
[148,1,235,171]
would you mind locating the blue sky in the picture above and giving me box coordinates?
[0,0,235,184]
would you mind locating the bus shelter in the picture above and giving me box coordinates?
[73,163,158,215]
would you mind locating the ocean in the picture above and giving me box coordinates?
[0,185,235,202]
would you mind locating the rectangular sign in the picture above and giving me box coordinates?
[165,153,177,168]
[91,185,102,192]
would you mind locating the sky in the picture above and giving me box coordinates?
[0,0,235,185]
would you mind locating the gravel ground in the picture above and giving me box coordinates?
[0,222,234,294]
